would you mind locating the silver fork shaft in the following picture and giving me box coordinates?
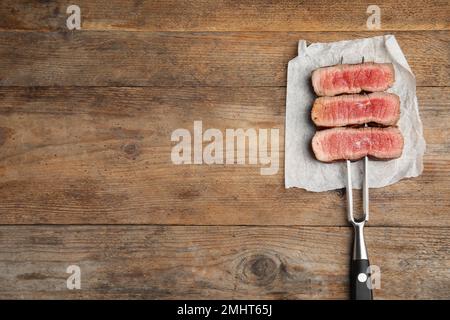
[363,127,369,221]
[353,222,368,260]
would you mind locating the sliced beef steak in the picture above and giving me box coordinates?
[311,92,400,127]
[312,62,395,96]
[312,127,404,162]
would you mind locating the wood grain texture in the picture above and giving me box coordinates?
[0,0,449,300]
[1,0,449,32]
[0,31,448,87]
[0,87,448,226]
[0,226,448,299]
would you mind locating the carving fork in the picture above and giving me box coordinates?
[340,56,373,300]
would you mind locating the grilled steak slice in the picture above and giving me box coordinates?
[312,127,404,162]
[312,62,395,96]
[311,92,400,127]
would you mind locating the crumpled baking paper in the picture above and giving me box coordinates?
[285,35,426,192]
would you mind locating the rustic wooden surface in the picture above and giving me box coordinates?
[1,0,448,31]
[0,0,449,299]
[0,31,448,87]
[0,226,448,299]
[0,87,449,226]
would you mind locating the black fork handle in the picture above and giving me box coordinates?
[351,259,373,300]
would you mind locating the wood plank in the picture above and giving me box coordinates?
[1,0,449,32]
[0,31,448,87]
[0,87,448,226]
[0,225,448,299]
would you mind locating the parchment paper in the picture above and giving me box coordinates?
[285,35,426,192]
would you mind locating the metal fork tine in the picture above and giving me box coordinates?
[363,154,369,221]
[346,159,354,223]
[362,55,369,222]
[363,123,369,221]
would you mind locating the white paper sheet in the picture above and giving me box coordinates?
[285,35,426,192]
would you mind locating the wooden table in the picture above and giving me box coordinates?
[0,0,448,299]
